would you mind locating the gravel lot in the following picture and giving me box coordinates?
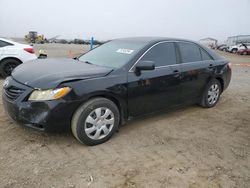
[0,44,249,188]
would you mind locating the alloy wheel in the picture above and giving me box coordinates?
[207,84,220,105]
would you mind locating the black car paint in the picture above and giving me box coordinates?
[12,58,113,89]
[2,38,231,132]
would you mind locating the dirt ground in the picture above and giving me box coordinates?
[0,45,249,188]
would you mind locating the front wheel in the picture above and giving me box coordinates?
[200,79,221,108]
[71,98,120,146]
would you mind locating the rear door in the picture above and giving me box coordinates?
[0,40,6,59]
[127,42,182,117]
[0,40,15,59]
[177,42,214,103]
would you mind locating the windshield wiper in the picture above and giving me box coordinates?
[84,61,93,65]
[76,58,93,65]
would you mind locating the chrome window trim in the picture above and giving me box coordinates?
[154,60,207,69]
[129,41,178,72]
[177,41,214,62]
[128,40,212,73]
[155,64,178,69]
[176,60,207,65]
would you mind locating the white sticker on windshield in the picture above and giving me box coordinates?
[116,48,134,54]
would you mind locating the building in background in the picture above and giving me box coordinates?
[226,35,250,46]
[199,37,218,48]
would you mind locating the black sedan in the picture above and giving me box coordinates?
[2,37,232,145]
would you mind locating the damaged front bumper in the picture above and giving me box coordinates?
[2,77,80,132]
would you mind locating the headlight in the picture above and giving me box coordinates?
[28,87,71,101]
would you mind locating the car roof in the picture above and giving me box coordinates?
[0,37,15,44]
[0,38,31,47]
[113,37,223,60]
[113,36,197,44]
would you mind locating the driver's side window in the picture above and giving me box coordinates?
[140,42,177,67]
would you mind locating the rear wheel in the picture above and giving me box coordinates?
[71,98,120,146]
[0,59,21,78]
[200,79,221,108]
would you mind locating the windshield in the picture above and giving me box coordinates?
[78,40,147,68]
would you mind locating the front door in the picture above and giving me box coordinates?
[127,42,181,117]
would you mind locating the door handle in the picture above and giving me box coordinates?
[173,70,181,78]
[208,64,214,68]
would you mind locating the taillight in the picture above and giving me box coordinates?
[228,63,232,69]
[24,48,34,54]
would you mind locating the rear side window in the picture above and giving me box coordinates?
[178,42,202,63]
[140,42,177,67]
[0,40,13,48]
[200,48,213,60]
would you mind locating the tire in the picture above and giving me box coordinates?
[243,51,247,55]
[0,59,21,78]
[71,98,120,146]
[200,79,222,108]
[231,49,237,53]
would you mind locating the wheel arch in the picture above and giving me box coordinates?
[215,77,224,92]
[85,92,127,125]
[231,48,238,53]
[0,57,23,65]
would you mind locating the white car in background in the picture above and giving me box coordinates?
[0,38,37,78]
[227,43,250,53]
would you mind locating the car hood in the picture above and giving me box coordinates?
[12,58,113,89]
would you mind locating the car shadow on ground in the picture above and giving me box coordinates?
[4,103,201,147]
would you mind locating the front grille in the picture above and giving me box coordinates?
[4,86,25,101]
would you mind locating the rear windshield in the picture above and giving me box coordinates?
[78,40,147,68]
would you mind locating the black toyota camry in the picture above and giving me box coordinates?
[2,37,231,145]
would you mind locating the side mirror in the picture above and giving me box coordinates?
[135,60,155,73]
[38,54,47,59]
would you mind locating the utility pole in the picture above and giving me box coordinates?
[90,37,94,50]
